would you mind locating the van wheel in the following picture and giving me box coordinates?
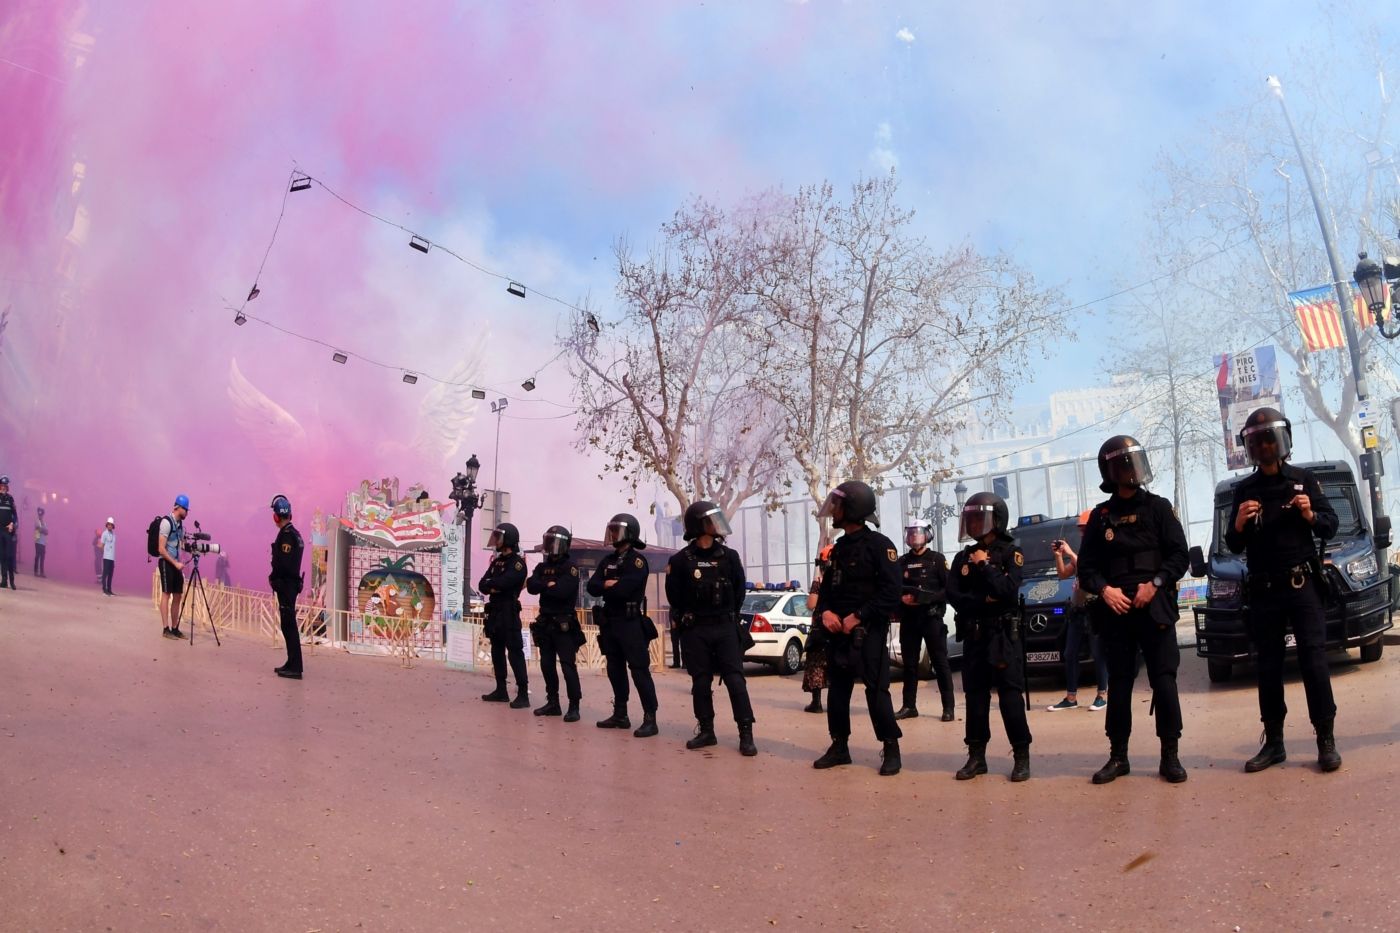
[1360,639,1384,663]
[1207,659,1232,683]
[779,639,803,676]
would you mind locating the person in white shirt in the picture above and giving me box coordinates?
[101,518,117,595]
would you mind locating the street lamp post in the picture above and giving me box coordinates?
[909,482,959,554]
[449,454,484,596]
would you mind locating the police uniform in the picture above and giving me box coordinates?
[896,546,954,717]
[947,537,1031,753]
[665,540,755,734]
[526,553,583,714]
[1077,490,1189,754]
[814,526,903,748]
[269,521,305,674]
[1224,463,1339,732]
[585,545,658,724]
[479,552,530,700]
[0,486,17,590]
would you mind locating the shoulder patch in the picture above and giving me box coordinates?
[634,557,644,569]
[1013,551,1023,566]
[887,548,898,562]
[570,566,578,576]
[513,560,524,571]
[280,543,291,554]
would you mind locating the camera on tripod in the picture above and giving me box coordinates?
[182,523,222,555]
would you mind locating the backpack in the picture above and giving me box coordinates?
[146,515,167,557]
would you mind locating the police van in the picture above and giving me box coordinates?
[1011,514,1090,673]
[1189,460,1393,682]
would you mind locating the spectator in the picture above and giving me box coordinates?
[33,507,48,577]
[1046,511,1108,712]
[101,518,117,595]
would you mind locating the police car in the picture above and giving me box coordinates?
[739,583,812,675]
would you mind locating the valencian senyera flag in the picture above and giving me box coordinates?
[1288,283,1391,352]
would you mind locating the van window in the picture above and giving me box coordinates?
[1012,521,1081,574]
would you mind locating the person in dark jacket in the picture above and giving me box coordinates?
[479,523,530,708]
[1077,436,1190,784]
[1225,407,1342,773]
[526,525,584,722]
[0,475,16,590]
[586,513,659,738]
[894,522,954,722]
[269,495,305,679]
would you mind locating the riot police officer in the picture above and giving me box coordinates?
[948,493,1031,782]
[1077,435,1190,784]
[479,523,530,709]
[269,495,305,679]
[665,501,757,757]
[894,522,955,722]
[526,525,584,722]
[810,481,903,776]
[586,513,659,738]
[0,475,16,590]
[1225,407,1342,773]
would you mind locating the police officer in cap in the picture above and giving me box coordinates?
[665,501,757,757]
[811,481,904,776]
[586,513,659,738]
[479,523,530,708]
[894,521,955,722]
[1226,407,1342,773]
[0,475,16,590]
[948,492,1032,782]
[526,525,584,722]
[1077,435,1190,784]
[269,495,305,679]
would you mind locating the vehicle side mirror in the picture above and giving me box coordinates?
[1374,515,1392,550]
[1188,545,1207,579]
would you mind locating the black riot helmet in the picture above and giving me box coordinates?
[904,523,932,550]
[683,500,733,541]
[816,480,879,527]
[1238,406,1293,466]
[602,513,646,549]
[486,522,520,552]
[1097,435,1153,493]
[958,492,1009,542]
[542,525,572,559]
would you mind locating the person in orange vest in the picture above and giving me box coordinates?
[802,540,836,713]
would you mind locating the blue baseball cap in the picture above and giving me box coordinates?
[174,494,190,509]
[270,494,292,517]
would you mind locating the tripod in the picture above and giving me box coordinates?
[178,552,221,646]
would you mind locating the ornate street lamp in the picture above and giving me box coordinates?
[449,454,485,596]
[1354,251,1400,340]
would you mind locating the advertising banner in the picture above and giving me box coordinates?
[1214,346,1283,471]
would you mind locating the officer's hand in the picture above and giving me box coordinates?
[604,579,617,589]
[547,581,556,588]
[901,594,916,605]
[1102,586,1132,614]
[970,549,989,565]
[1291,494,1314,522]
[821,610,843,633]
[1132,581,1157,608]
[1234,500,1262,532]
[840,613,862,634]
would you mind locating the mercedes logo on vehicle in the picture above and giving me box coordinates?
[1027,612,1049,633]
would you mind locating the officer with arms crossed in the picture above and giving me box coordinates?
[526,525,584,722]
[947,492,1032,781]
[269,495,305,679]
[156,495,190,639]
[666,501,757,757]
[811,481,904,776]
[894,521,955,723]
[0,475,16,590]
[479,523,531,709]
[1226,407,1342,773]
[1078,436,1190,784]
[586,513,660,738]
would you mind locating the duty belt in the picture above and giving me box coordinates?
[1247,562,1315,592]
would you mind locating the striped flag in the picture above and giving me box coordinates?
[1288,283,1391,352]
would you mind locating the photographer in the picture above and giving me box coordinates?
[156,495,190,639]
[269,495,305,679]
[1046,512,1108,713]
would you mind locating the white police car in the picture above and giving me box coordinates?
[739,584,812,675]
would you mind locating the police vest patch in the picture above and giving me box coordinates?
[1104,528,1115,541]
[961,564,969,576]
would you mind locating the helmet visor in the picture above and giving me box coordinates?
[697,506,732,539]
[543,530,570,558]
[603,520,630,547]
[816,489,845,521]
[1104,443,1153,487]
[958,504,998,542]
[904,524,930,549]
[486,527,508,549]
[1241,420,1291,464]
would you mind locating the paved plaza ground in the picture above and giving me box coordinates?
[4,578,1400,931]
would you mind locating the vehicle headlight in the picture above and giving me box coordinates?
[1346,553,1378,580]
[1209,578,1241,601]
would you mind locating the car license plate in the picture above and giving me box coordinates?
[1284,633,1297,648]
[1026,651,1060,663]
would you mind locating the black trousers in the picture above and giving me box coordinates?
[0,532,15,585]
[1251,577,1335,725]
[33,542,46,576]
[826,627,902,743]
[1100,607,1182,744]
[682,622,754,725]
[102,559,115,593]
[600,616,657,714]
[536,629,581,703]
[275,587,302,673]
[961,634,1032,748]
[899,612,955,711]
[489,626,530,694]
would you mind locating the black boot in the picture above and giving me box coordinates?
[509,691,531,710]
[941,706,956,723]
[955,743,988,780]
[686,720,718,749]
[879,740,902,776]
[1010,744,1031,782]
[813,739,852,769]
[534,698,562,717]
[804,693,823,714]
[596,706,631,729]
[1245,721,1286,773]
[1092,742,1130,784]
[738,721,757,757]
[1159,739,1187,783]
[893,706,919,720]
[481,687,509,702]
[563,701,580,723]
[1316,719,1342,773]
[633,713,659,738]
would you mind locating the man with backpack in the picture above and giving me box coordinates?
[149,495,190,639]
